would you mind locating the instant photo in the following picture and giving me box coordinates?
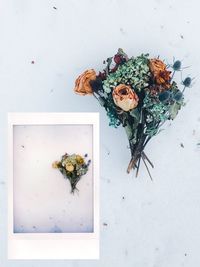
[8,113,99,259]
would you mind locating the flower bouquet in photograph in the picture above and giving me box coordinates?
[52,153,91,193]
[74,49,191,179]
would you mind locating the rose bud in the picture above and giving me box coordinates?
[114,54,123,64]
[98,71,106,80]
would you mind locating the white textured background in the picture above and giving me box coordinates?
[13,125,93,233]
[0,0,200,266]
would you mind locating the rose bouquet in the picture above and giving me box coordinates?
[52,153,91,193]
[74,49,191,178]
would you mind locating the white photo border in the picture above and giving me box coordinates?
[8,112,99,259]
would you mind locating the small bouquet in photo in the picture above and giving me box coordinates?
[52,153,91,193]
[74,49,191,179]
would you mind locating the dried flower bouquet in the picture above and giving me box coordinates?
[52,153,91,193]
[74,49,191,178]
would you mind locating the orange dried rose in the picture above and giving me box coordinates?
[74,69,96,95]
[149,59,166,74]
[156,70,171,87]
[149,59,171,88]
[112,84,139,112]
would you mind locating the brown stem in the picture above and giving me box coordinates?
[126,134,146,173]
[126,110,154,175]
[141,152,154,168]
[127,156,139,173]
[141,154,153,181]
[136,156,141,177]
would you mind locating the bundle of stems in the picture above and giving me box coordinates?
[127,132,154,179]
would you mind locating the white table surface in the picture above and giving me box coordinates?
[0,0,200,266]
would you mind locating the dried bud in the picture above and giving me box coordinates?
[173,60,182,71]
[114,54,123,64]
[183,77,192,87]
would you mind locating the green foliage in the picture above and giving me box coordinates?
[143,93,170,123]
[103,54,151,94]
[169,102,182,120]
[107,110,121,128]
[168,81,184,119]
[125,123,134,140]
[125,122,138,144]
[129,108,140,123]
[104,94,121,127]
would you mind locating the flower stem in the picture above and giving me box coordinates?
[142,151,154,168]
[126,131,154,180]
[136,156,141,177]
[141,153,153,181]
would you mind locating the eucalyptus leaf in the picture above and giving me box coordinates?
[129,108,140,123]
[169,102,181,120]
[124,123,133,140]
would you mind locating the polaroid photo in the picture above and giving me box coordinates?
[8,112,99,259]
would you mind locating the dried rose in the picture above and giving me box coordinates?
[156,70,171,88]
[65,163,74,172]
[52,161,59,169]
[112,84,139,112]
[149,59,171,88]
[74,69,96,95]
[76,155,84,164]
[149,59,166,73]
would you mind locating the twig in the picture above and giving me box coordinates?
[182,86,186,93]
[142,152,154,168]
[170,70,175,82]
[135,156,141,177]
[143,135,151,148]
[127,156,138,173]
[141,154,153,181]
